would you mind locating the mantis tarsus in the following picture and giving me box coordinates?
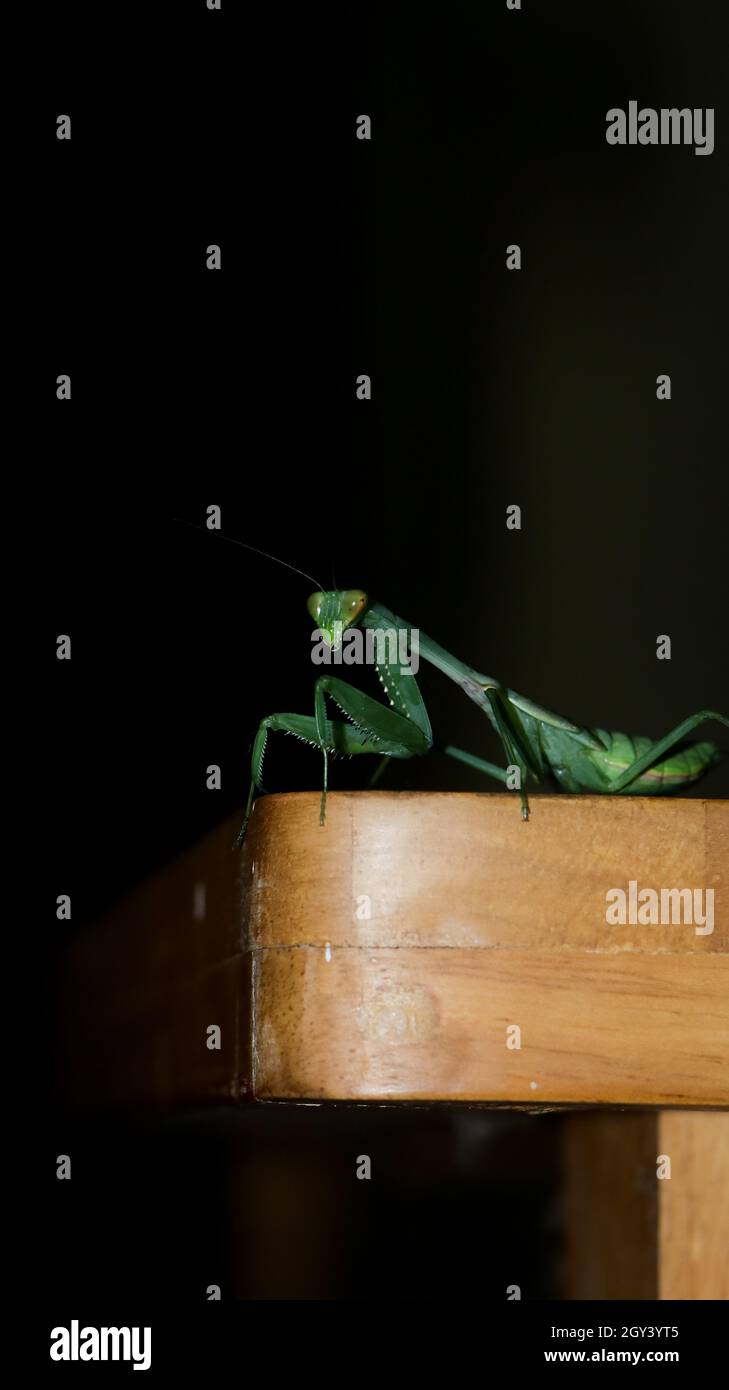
[238,585,728,844]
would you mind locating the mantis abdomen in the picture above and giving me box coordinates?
[537,724,720,795]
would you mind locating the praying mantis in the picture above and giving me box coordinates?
[237,577,728,844]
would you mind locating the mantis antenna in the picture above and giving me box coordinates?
[173,517,325,590]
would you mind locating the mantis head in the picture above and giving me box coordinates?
[307,590,368,645]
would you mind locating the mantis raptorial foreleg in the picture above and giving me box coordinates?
[314,674,431,824]
[238,683,513,845]
[605,710,729,792]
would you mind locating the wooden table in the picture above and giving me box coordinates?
[61,792,729,1298]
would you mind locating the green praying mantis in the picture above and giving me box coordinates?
[235,560,728,844]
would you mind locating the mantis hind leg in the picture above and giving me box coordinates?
[607,709,729,793]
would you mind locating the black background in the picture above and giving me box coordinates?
[33,0,728,1306]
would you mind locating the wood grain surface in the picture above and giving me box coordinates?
[245,793,728,1105]
[658,1111,729,1298]
[564,1111,729,1299]
[61,792,728,1109]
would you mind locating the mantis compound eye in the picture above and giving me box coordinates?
[307,592,325,623]
[341,590,368,625]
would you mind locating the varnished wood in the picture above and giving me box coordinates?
[658,1111,729,1299]
[564,1113,658,1299]
[564,1111,729,1299]
[245,793,728,1105]
[62,792,728,1109]
[59,792,728,1302]
[61,815,252,1107]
